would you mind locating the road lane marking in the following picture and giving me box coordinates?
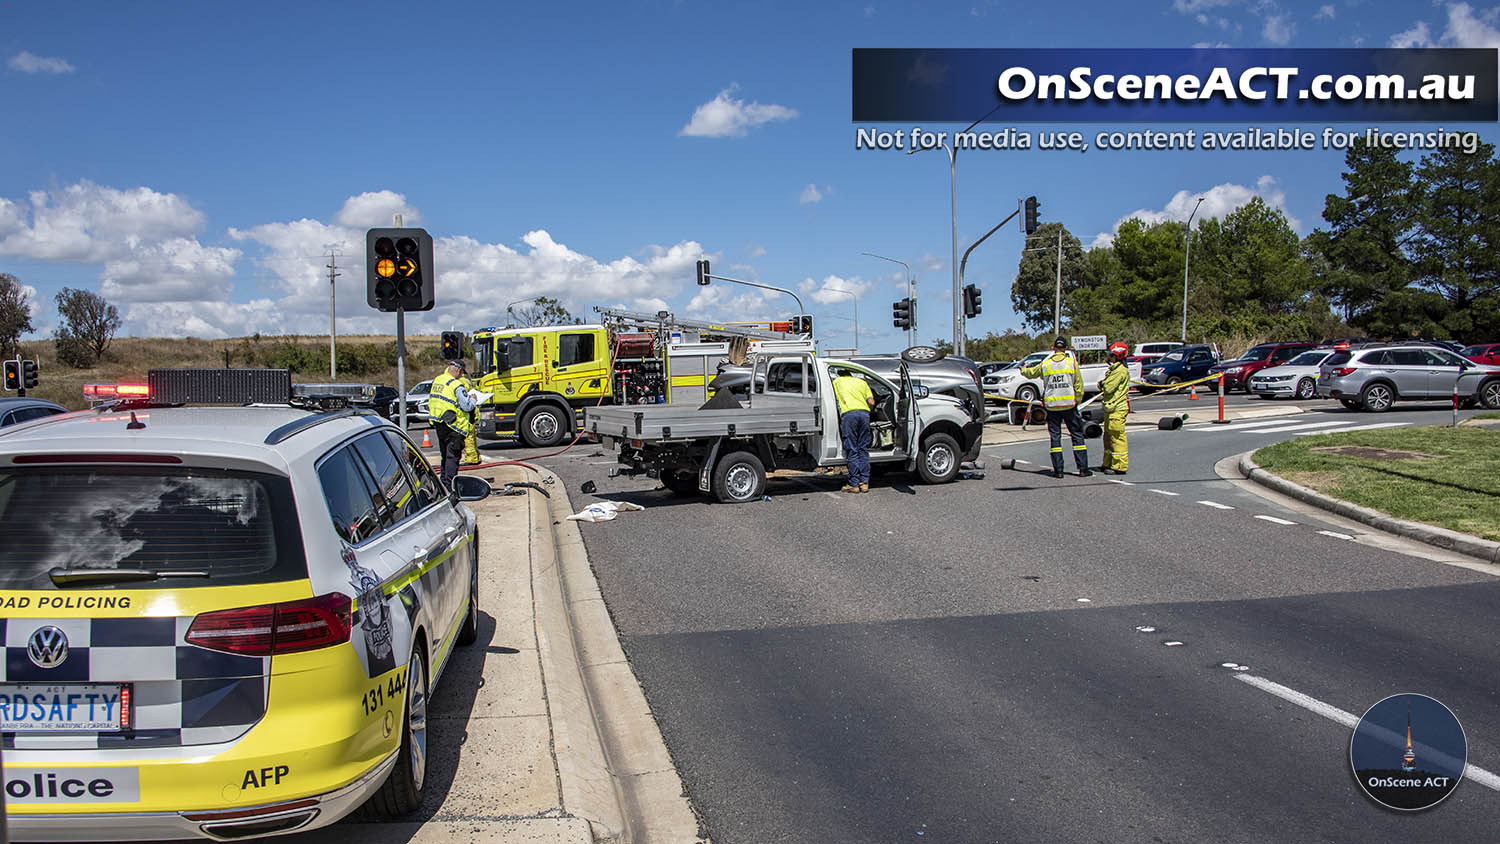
[1233,673,1500,794]
[1193,420,1353,434]
[1197,500,1234,509]
[1293,422,1411,436]
[1188,420,1311,433]
[1107,478,1135,486]
[1149,489,1180,496]
[1255,515,1297,525]
[1317,530,1355,540]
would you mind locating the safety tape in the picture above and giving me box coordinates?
[1128,372,1225,393]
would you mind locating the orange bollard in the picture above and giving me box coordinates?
[1212,373,1230,424]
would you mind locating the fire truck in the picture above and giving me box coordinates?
[468,309,807,447]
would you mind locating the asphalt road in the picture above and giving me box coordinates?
[481,396,1499,843]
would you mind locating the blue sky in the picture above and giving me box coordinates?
[3,0,1497,354]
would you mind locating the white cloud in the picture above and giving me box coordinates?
[333,190,422,228]
[1092,175,1300,247]
[803,274,870,305]
[1193,41,1233,48]
[1173,0,1237,12]
[679,85,797,138]
[101,238,241,304]
[919,253,944,273]
[864,4,877,16]
[8,51,74,74]
[0,182,205,262]
[1262,13,1295,44]
[747,244,767,258]
[1389,4,1499,48]
[799,184,824,204]
[1314,5,1335,21]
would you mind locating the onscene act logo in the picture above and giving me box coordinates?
[1350,693,1467,811]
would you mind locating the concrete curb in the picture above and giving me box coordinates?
[519,467,630,842]
[526,465,705,844]
[1236,451,1500,565]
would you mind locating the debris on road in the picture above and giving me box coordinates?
[567,501,646,522]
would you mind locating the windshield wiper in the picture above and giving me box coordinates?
[48,568,211,587]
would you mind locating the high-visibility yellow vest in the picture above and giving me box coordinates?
[1039,353,1081,410]
[429,372,474,436]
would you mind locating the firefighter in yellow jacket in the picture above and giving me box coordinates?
[1096,341,1132,475]
[1020,337,1091,478]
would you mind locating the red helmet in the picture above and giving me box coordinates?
[1108,341,1129,360]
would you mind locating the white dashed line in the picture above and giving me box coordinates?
[1197,500,1234,510]
[1254,515,1297,525]
[1234,673,1500,794]
[1317,529,1355,540]
[1294,422,1411,436]
[1149,489,1180,497]
[1106,478,1135,486]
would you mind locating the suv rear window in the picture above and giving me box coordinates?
[0,467,306,590]
[1325,351,1353,366]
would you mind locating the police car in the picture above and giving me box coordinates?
[0,371,485,840]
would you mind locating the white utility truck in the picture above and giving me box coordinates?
[585,346,984,503]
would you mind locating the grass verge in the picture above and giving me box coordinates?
[1254,425,1500,541]
[1473,411,1500,421]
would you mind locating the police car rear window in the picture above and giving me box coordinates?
[0,467,307,590]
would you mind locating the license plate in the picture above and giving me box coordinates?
[0,683,129,731]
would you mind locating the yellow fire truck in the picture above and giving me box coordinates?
[469,311,803,447]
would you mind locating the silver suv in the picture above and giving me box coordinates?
[1318,344,1500,412]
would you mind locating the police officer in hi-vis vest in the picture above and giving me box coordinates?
[1020,337,1092,478]
[428,359,479,488]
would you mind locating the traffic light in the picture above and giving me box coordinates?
[1023,196,1040,235]
[367,228,435,312]
[696,260,711,286]
[963,285,983,318]
[20,359,37,389]
[791,314,812,335]
[3,360,17,391]
[441,331,465,360]
[892,298,912,329]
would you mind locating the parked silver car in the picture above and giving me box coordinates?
[1317,344,1500,411]
[1249,348,1336,400]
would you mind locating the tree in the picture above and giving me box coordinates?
[53,287,122,368]
[1306,139,1418,325]
[1409,141,1499,335]
[1192,197,1312,317]
[0,273,34,360]
[1010,222,1093,331]
[1110,218,1186,323]
[507,296,581,327]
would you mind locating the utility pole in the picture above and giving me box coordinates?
[1054,228,1063,339]
[394,213,407,431]
[326,251,342,378]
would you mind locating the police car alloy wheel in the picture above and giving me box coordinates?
[901,345,946,364]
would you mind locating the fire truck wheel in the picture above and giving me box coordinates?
[519,404,568,448]
[712,451,766,503]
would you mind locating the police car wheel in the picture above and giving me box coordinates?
[1481,378,1500,410]
[916,433,961,484]
[457,543,480,647]
[1295,378,1315,400]
[520,405,567,448]
[713,451,765,503]
[367,647,429,817]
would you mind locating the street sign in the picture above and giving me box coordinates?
[1072,334,1107,351]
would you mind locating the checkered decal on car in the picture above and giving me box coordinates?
[0,617,268,750]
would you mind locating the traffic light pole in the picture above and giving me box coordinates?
[396,306,408,432]
[701,272,807,329]
[957,208,1019,335]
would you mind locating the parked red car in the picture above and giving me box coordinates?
[1463,343,1500,366]
[1208,341,1319,392]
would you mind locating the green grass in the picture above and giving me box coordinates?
[1255,426,1500,541]
[1473,411,1500,421]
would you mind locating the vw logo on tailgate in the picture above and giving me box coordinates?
[27,626,69,669]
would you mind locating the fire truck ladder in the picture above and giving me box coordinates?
[593,307,801,342]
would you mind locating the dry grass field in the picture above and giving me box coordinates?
[15,334,451,410]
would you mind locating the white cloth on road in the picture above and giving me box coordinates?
[566,501,646,522]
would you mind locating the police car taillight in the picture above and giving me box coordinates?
[186,593,353,656]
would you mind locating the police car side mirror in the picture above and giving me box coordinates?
[451,475,492,502]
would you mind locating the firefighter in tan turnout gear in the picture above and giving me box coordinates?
[1097,341,1132,475]
[1020,337,1092,478]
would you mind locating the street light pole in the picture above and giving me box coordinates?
[1054,227,1063,339]
[821,287,859,353]
[1182,196,1205,344]
[861,252,911,345]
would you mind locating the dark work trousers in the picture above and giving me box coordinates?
[1046,407,1090,475]
[840,410,872,486]
[436,423,466,489]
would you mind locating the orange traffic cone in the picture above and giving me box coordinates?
[421,429,433,447]
[1188,385,1200,400]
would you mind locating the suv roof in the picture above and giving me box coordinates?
[0,405,392,471]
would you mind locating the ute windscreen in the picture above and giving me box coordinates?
[0,467,307,589]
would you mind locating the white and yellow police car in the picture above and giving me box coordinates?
[0,377,484,840]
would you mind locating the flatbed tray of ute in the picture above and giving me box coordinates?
[585,404,821,441]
